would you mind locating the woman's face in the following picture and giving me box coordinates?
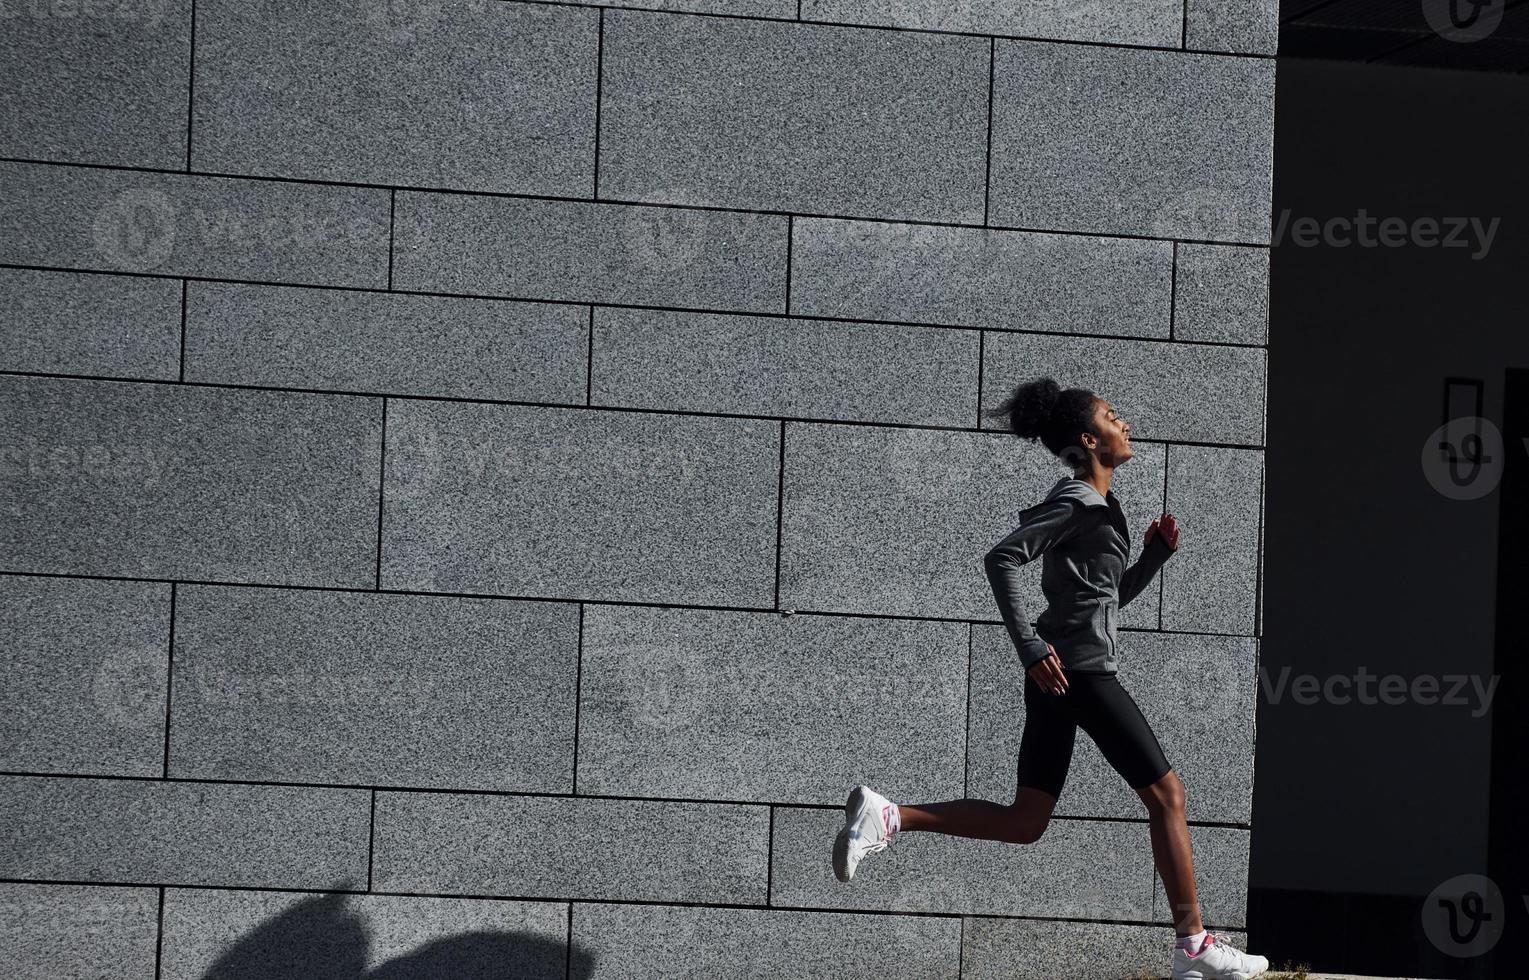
[1088,398,1133,467]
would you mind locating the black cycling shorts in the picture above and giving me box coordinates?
[1015,668,1172,798]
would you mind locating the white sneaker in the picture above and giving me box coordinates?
[1171,931,1270,979]
[832,784,899,883]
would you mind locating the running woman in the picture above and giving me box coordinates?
[831,376,1269,980]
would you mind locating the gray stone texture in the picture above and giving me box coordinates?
[968,625,1258,824]
[770,804,1156,920]
[0,0,190,169]
[0,375,382,587]
[989,41,1276,243]
[609,0,795,14]
[576,604,966,804]
[372,792,768,904]
[1,0,1275,961]
[0,268,183,380]
[380,399,780,605]
[167,585,579,791]
[962,916,1249,980]
[184,282,589,402]
[590,306,978,426]
[0,162,391,286]
[790,217,1174,337]
[159,888,571,980]
[1162,444,1264,635]
[1258,470,1268,635]
[393,190,788,312]
[0,883,160,980]
[981,330,1268,446]
[574,902,962,979]
[193,0,599,196]
[804,0,1182,48]
[599,9,991,223]
[780,421,1165,621]
[1187,0,1280,55]
[1154,825,1252,928]
[0,775,370,889]
[0,575,171,777]
[1175,244,1273,345]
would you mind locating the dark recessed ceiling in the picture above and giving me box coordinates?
[1281,0,1529,72]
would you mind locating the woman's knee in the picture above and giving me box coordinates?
[1007,787,1058,843]
[1004,806,1047,844]
[1138,769,1185,815]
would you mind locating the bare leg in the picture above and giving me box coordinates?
[1137,769,1203,937]
[895,787,1058,845]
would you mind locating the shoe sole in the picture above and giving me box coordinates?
[832,786,870,883]
[1173,961,1269,980]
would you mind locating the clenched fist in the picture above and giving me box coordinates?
[1144,512,1179,551]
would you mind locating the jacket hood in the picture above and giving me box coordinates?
[1043,477,1110,509]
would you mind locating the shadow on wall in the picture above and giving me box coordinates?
[190,893,595,980]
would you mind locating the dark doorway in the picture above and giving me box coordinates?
[1486,367,1529,974]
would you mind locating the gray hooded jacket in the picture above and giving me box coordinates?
[983,476,1176,674]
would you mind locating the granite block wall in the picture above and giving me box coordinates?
[1,1,1274,976]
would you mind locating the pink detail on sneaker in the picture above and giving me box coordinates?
[1176,930,1209,956]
